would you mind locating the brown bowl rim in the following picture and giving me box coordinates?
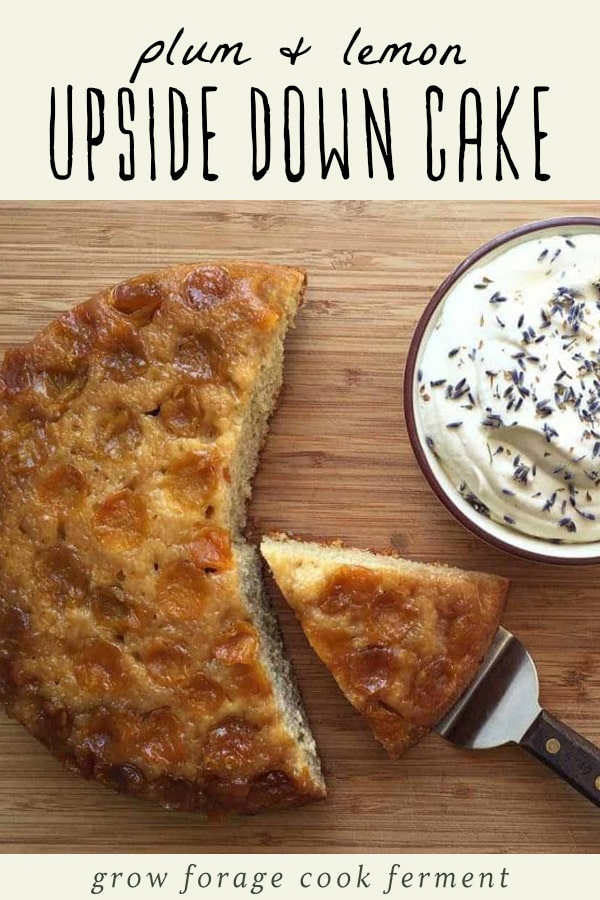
[403,215,600,566]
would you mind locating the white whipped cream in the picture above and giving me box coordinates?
[417,231,600,543]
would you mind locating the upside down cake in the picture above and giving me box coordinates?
[261,535,508,758]
[0,262,325,812]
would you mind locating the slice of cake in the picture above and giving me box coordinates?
[261,534,508,758]
[0,262,325,813]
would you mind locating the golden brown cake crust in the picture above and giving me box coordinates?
[261,536,508,758]
[0,262,325,813]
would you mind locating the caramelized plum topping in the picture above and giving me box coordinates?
[93,489,147,550]
[154,775,202,811]
[155,559,210,620]
[163,450,220,509]
[190,526,233,571]
[105,762,147,794]
[98,326,147,382]
[112,279,163,323]
[0,655,17,703]
[173,332,223,381]
[344,646,398,696]
[97,406,142,458]
[34,544,90,605]
[74,639,129,692]
[90,584,139,633]
[35,703,72,754]
[411,657,454,719]
[214,621,259,666]
[138,708,186,767]
[159,386,217,439]
[184,673,228,714]
[184,266,231,310]
[202,717,261,777]
[318,567,382,617]
[143,639,192,687]
[246,770,299,810]
[37,464,88,514]
[0,601,30,645]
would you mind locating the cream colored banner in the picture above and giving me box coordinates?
[0,853,590,898]
[1,0,596,198]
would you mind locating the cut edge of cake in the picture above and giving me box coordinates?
[261,532,508,588]
[225,286,326,803]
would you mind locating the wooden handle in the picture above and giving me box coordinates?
[520,709,600,807]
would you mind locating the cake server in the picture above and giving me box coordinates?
[436,625,600,807]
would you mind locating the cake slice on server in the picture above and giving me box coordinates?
[261,534,508,758]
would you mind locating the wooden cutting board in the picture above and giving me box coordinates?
[1,200,599,854]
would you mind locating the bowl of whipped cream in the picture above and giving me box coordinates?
[405,217,600,564]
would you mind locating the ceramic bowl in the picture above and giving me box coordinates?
[404,216,600,565]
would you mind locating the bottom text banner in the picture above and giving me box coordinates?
[0,853,594,899]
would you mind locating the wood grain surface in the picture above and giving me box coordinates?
[1,200,599,854]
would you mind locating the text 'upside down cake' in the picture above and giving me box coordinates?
[261,534,508,758]
[0,262,325,813]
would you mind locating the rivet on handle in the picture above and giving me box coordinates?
[546,738,561,754]
[594,776,600,791]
